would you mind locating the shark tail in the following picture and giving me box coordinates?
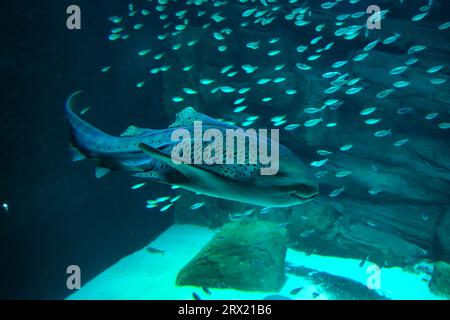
[64,91,110,141]
[64,91,116,178]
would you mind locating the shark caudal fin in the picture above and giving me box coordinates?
[65,91,119,179]
[65,91,114,153]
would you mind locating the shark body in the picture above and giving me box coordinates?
[65,91,318,207]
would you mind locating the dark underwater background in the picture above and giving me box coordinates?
[0,0,449,299]
[1,1,174,299]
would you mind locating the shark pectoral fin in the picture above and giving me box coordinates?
[138,143,172,160]
[138,143,222,186]
[95,166,111,179]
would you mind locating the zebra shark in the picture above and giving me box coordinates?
[65,91,318,207]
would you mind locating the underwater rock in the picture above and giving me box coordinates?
[286,198,337,249]
[288,198,337,233]
[163,0,450,268]
[176,193,435,266]
[437,209,450,261]
[176,219,287,292]
[286,265,389,300]
[286,198,430,266]
[428,261,450,299]
[332,222,427,267]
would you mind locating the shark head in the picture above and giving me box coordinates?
[252,149,319,206]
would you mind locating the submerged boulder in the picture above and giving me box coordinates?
[437,209,450,261]
[286,265,389,300]
[429,261,450,299]
[176,219,288,292]
[287,198,429,266]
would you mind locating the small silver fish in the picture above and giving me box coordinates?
[340,144,353,151]
[374,129,392,137]
[80,107,91,115]
[365,118,382,125]
[389,66,408,75]
[393,81,410,88]
[160,203,173,212]
[393,139,409,147]
[315,171,329,178]
[382,33,400,45]
[260,207,272,215]
[304,118,322,127]
[317,150,332,156]
[332,60,348,68]
[376,89,395,99]
[360,107,376,116]
[353,53,369,62]
[155,196,170,203]
[322,71,340,78]
[345,87,363,95]
[364,39,379,52]
[411,12,428,22]
[310,158,328,167]
[425,113,438,120]
[285,124,301,131]
[190,202,205,210]
[329,186,345,198]
[408,45,426,55]
[170,195,182,203]
[430,78,447,85]
[438,21,450,30]
[131,182,146,190]
[300,229,315,237]
[277,222,291,229]
[426,65,443,73]
[335,170,352,178]
[397,107,413,114]
[366,221,377,227]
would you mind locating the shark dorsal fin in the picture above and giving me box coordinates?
[120,125,153,137]
[169,107,236,129]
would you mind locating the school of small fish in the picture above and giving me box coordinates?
[101,0,448,209]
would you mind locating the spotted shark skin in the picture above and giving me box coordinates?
[65,91,318,207]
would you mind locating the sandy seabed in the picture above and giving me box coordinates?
[67,224,441,300]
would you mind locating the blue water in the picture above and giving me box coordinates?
[1,0,449,299]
